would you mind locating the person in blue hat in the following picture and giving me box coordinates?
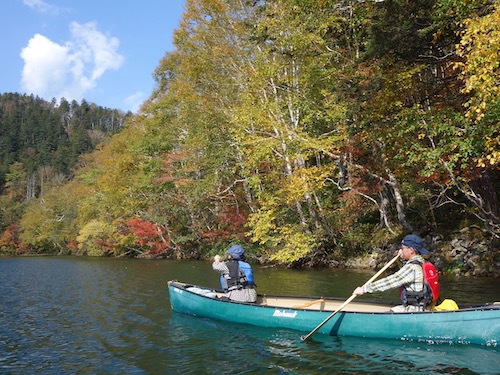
[212,244,257,302]
[353,234,432,312]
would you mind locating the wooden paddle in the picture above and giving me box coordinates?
[300,253,400,342]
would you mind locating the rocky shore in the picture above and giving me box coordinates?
[346,228,500,278]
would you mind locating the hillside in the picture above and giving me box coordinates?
[0,93,131,243]
[0,1,498,275]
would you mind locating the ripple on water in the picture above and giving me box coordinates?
[1,257,499,375]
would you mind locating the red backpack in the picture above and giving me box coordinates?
[422,261,440,303]
[401,260,440,306]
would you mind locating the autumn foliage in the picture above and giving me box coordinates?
[126,217,171,257]
[199,210,248,244]
[1,0,498,264]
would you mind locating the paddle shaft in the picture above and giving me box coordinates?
[301,253,400,341]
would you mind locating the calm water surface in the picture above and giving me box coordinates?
[0,257,499,374]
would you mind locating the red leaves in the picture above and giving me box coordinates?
[0,224,28,254]
[199,209,248,244]
[126,217,171,256]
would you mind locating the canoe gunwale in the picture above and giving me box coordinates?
[167,280,500,315]
[168,280,500,345]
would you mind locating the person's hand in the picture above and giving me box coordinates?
[214,255,221,262]
[397,248,405,261]
[353,287,364,296]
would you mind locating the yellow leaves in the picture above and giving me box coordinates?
[477,136,500,167]
[476,156,498,168]
[281,165,331,205]
[18,180,84,250]
[456,3,500,121]
[76,220,117,256]
[268,226,316,264]
[247,161,332,263]
[248,208,277,246]
[249,197,316,264]
[487,151,500,165]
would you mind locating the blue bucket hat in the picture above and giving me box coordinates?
[226,244,245,260]
[402,234,429,255]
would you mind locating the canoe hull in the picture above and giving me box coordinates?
[168,281,499,346]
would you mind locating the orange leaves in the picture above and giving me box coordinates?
[199,209,248,244]
[126,217,171,257]
[156,151,194,187]
[0,224,22,254]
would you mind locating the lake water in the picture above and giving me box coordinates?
[0,256,499,374]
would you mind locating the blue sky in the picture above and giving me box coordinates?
[0,0,185,113]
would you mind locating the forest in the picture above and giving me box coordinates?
[0,93,131,252]
[0,0,498,268]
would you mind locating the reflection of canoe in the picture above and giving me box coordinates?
[167,281,500,346]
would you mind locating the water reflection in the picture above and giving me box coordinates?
[0,257,499,375]
[166,313,500,375]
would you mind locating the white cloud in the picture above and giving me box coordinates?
[20,34,70,94]
[69,22,123,81]
[20,22,124,103]
[125,91,145,113]
[23,0,59,14]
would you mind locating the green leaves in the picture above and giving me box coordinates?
[6,0,499,260]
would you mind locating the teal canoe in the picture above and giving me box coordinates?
[168,281,500,346]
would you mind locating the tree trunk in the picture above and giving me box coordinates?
[378,186,392,230]
[387,172,413,232]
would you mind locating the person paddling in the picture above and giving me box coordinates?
[353,234,435,312]
[212,244,257,303]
